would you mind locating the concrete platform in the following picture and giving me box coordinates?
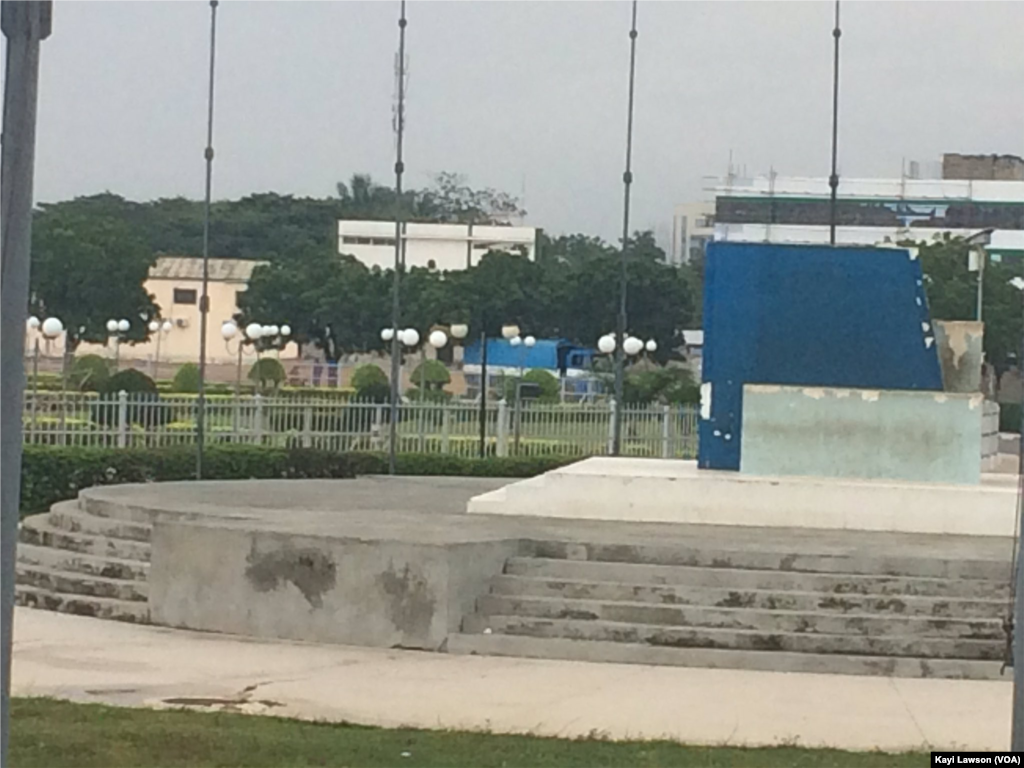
[467,457,1020,537]
[20,476,1018,681]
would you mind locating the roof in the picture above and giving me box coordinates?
[149,257,265,283]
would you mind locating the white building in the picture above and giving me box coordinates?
[338,220,539,271]
[705,172,1024,258]
[670,202,715,265]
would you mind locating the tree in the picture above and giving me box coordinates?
[914,235,1022,371]
[30,210,159,351]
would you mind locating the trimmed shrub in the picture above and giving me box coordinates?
[19,445,571,518]
[69,355,111,392]
[249,358,286,393]
[171,363,202,393]
[500,368,560,404]
[351,364,390,403]
[409,360,451,391]
[102,369,158,396]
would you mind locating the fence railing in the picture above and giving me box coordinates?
[21,391,700,459]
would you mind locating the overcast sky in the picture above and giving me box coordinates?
[10,0,1024,245]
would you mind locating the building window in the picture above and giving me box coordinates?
[173,288,197,305]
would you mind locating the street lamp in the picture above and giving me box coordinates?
[25,316,62,437]
[106,318,130,369]
[509,334,536,455]
[966,228,995,323]
[148,319,173,379]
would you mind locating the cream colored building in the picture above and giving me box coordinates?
[48,257,298,370]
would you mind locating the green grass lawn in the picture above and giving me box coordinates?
[11,698,926,768]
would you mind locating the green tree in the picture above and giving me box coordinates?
[30,210,159,351]
[351,364,390,402]
[172,363,202,393]
[915,235,1022,370]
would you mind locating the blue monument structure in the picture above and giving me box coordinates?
[697,242,988,483]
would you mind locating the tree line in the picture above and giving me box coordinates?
[28,173,701,361]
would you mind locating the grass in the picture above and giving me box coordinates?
[10,698,926,768]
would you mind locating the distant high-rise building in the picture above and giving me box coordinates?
[670,201,716,266]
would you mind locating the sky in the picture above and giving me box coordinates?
[10,0,1024,246]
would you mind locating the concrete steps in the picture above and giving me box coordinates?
[15,585,150,623]
[447,632,1006,680]
[16,496,152,625]
[453,548,1013,679]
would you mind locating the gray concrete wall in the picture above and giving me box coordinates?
[741,385,985,485]
[933,321,984,394]
[149,521,519,650]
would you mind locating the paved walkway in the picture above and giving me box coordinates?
[12,608,1012,752]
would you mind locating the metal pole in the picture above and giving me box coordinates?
[613,0,639,456]
[479,330,488,458]
[977,248,985,323]
[196,0,218,480]
[387,0,408,476]
[828,0,841,246]
[1012,287,1024,750]
[1,3,51,762]
[31,338,39,438]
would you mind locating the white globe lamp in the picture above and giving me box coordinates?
[501,324,520,340]
[623,336,644,356]
[148,320,160,333]
[524,335,536,348]
[429,330,448,349]
[41,317,64,338]
[645,339,658,353]
[509,336,522,347]
[117,319,130,333]
[402,328,420,347]
[597,334,616,354]
[280,324,292,337]
[161,320,173,333]
[450,323,469,340]
[221,321,238,340]
[27,316,40,331]
[245,323,263,340]
[106,319,118,333]
[381,328,395,342]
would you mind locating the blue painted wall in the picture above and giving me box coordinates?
[699,242,942,470]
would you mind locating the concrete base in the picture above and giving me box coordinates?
[467,458,1019,537]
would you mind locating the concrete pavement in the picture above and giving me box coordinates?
[11,607,1012,752]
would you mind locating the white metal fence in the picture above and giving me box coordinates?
[22,391,700,459]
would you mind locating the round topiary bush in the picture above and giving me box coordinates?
[69,354,111,392]
[248,358,286,393]
[171,362,201,393]
[351,364,390,403]
[501,368,560,404]
[409,359,451,392]
[102,368,158,396]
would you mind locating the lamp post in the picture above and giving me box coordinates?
[828,0,842,246]
[106,318,129,370]
[25,316,61,437]
[148,319,173,379]
[387,0,409,478]
[966,229,995,324]
[614,0,640,457]
[509,334,536,454]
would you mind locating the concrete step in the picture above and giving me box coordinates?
[16,564,147,603]
[15,586,149,623]
[19,515,151,562]
[48,502,152,542]
[79,496,163,524]
[504,557,1010,600]
[476,594,1006,641]
[529,542,1009,581]
[447,631,1007,680]
[463,614,1003,662]
[490,575,1008,620]
[16,542,149,582]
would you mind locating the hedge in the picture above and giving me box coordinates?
[19,445,571,518]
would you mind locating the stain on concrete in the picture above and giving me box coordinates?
[376,562,436,638]
[245,545,337,608]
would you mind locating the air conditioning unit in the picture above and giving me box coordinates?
[175,318,189,329]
